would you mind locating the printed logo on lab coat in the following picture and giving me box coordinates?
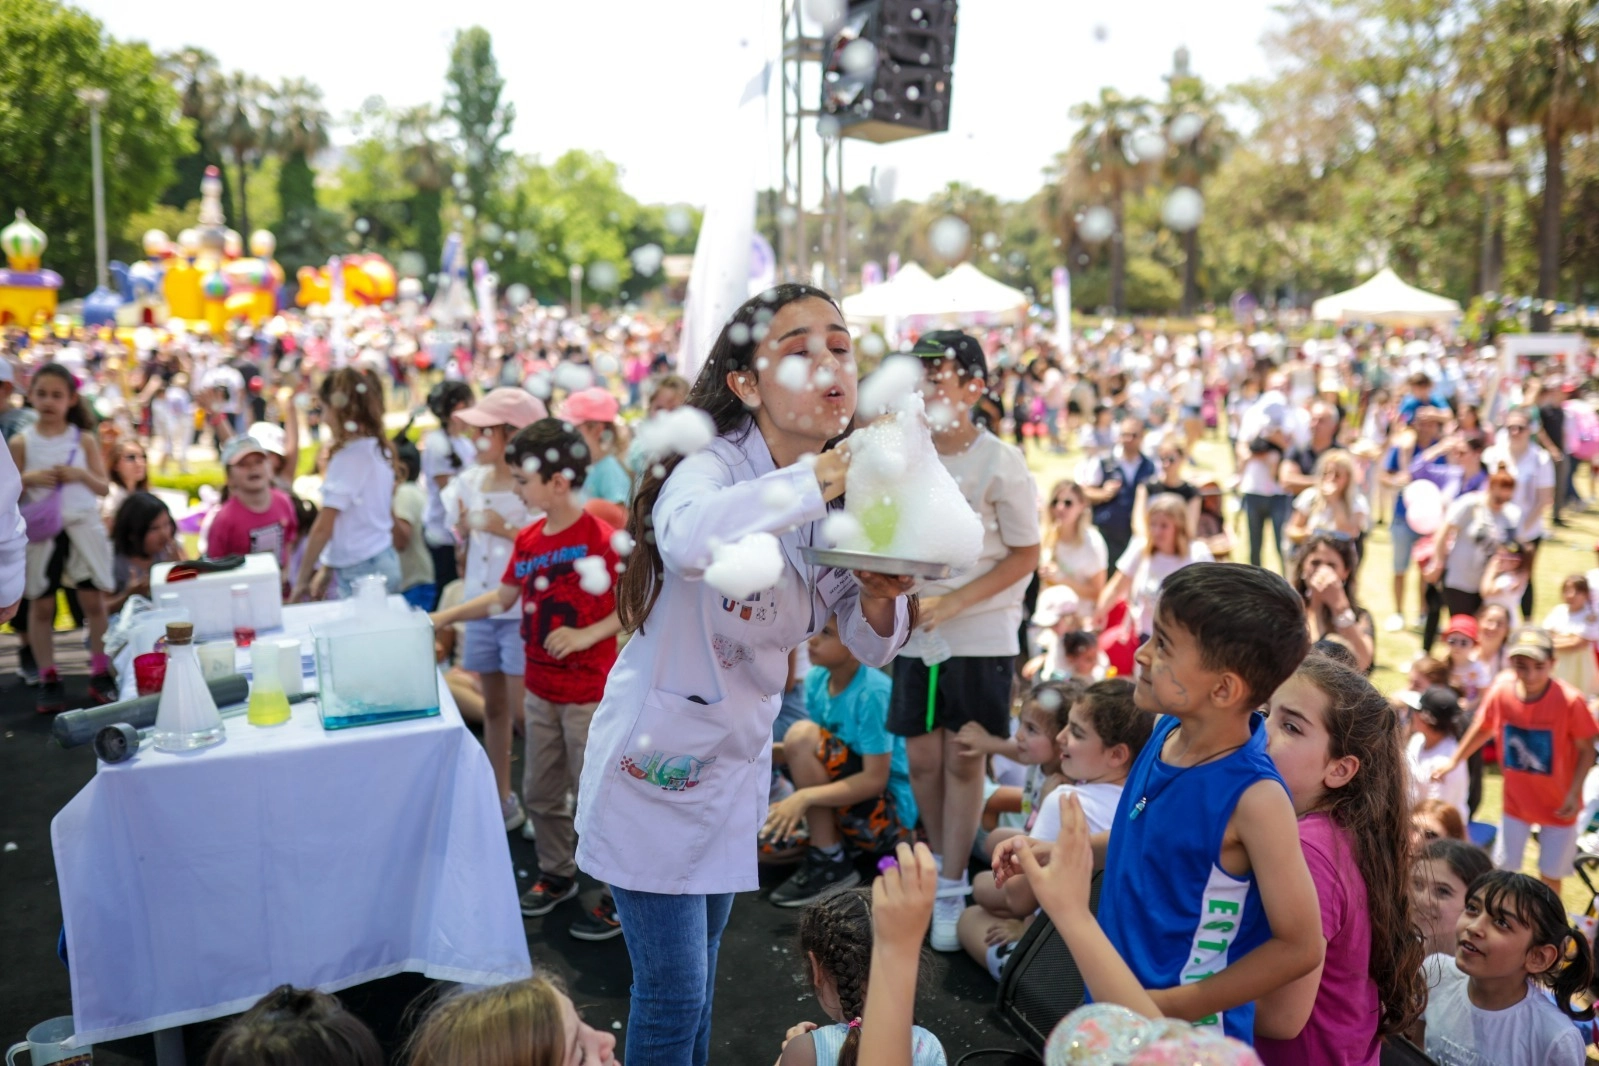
[619,750,717,791]
[719,588,777,625]
[712,634,754,670]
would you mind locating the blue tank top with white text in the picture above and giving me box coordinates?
[1094,712,1286,1044]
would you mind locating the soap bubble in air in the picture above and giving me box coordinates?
[704,533,785,600]
[505,283,531,308]
[635,406,717,462]
[553,361,595,392]
[840,39,878,76]
[1128,129,1167,163]
[858,332,886,359]
[928,216,970,261]
[611,530,635,556]
[588,261,621,291]
[630,244,664,276]
[776,355,812,392]
[1161,187,1205,232]
[665,206,693,236]
[822,511,869,551]
[857,355,924,419]
[1035,687,1063,712]
[1078,206,1115,243]
[762,480,800,513]
[803,0,845,32]
[1169,112,1205,146]
[574,555,612,595]
[1092,22,1109,41]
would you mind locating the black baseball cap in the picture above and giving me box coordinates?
[1414,686,1461,731]
[908,330,987,381]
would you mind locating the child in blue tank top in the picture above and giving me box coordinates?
[995,563,1324,1043]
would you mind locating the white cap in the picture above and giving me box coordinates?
[246,421,287,457]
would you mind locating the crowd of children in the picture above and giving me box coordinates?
[12,298,1599,1066]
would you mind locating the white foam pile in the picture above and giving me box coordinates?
[829,392,983,570]
[704,532,786,600]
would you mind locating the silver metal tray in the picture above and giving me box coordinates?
[798,546,952,580]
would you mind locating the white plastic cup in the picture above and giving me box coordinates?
[276,638,304,696]
[196,641,236,681]
[6,1015,92,1065]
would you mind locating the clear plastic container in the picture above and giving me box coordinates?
[231,583,255,648]
[312,591,438,730]
[151,622,226,752]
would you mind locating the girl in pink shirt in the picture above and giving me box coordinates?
[1256,653,1428,1064]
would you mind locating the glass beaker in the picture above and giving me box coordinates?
[247,640,292,726]
[151,622,226,752]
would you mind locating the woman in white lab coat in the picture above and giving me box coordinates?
[578,285,912,1066]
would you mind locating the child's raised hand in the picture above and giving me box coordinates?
[1017,792,1095,924]
[952,721,990,758]
[872,841,937,955]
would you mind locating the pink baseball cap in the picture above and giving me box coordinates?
[560,387,620,424]
[456,388,548,429]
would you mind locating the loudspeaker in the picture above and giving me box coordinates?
[821,0,958,144]
[993,871,1103,1056]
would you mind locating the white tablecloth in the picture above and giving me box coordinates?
[57,605,531,1046]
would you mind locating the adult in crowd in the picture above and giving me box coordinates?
[1484,407,1556,620]
[1084,417,1155,574]
[1131,440,1200,536]
[1529,377,1570,528]
[1379,406,1451,632]
[420,381,475,606]
[1279,398,1341,497]
[1291,530,1376,672]
[1426,467,1519,625]
[1284,449,1368,548]
[1095,491,1212,641]
[1234,371,1298,571]
[1038,479,1107,603]
[102,439,150,531]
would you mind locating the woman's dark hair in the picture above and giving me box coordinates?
[1293,654,1428,1036]
[617,284,838,633]
[426,381,475,472]
[205,984,382,1066]
[393,432,422,483]
[111,491,173,559]
[29,362,95,430]
[1467,871,1596,1019]
[1292,531,1364,625]
[1421,837,1493,892]
[798,887,931,1066]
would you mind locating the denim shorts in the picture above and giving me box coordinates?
[332,546,402,601]
[1390,516,1421,575]
[462,615,524,674]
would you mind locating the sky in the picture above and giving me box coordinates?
[78,0,1283,208]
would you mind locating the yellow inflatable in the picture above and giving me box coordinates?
[0,210,62,327]
[295,254,397,308]
[153,169,282,332]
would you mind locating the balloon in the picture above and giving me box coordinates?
[248,230,276,258]
[1402,480,1444,535]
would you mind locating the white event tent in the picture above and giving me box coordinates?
[842,262,1030,335]
[1311,268,1461,326]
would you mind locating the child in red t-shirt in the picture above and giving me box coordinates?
[205,435,299,572]
[431,418,622,938]
[1437,627,1599,894]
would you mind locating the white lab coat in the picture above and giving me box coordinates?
[576,426,909,895]
[0,440,25,609]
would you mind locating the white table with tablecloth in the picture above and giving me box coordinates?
[55,601,531,1052]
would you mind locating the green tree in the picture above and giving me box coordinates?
[210,70,273,237]
[158,46,231,225]
[1065,88,1155,313]
[496,150,642,303]
[395,104,453,276]
[1161,72,1233,314]
[269,77,329,269]
[0,0,192,294]
[443,26,515,253]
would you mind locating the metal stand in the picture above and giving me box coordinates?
[778,0,848,289]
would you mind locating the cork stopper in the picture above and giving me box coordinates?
[165,622,195,645]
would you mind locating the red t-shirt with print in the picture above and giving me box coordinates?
[501,511,620,704]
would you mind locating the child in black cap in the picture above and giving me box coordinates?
[1405,684,1467,825]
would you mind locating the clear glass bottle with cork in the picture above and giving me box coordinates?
[151,621,227,752]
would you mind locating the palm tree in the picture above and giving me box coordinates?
[210,71,273,237]
[394,105,453,274]
[1162,74,1234,315]
[159,48,230,215]
[1501,0,1599,324]
[1066,88,1155,314]
[1460,0,1534,295]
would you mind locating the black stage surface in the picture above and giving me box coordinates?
[0,631,1035,1064]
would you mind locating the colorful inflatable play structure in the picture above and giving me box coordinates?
[295,253,397,308]
[0,210,63,327]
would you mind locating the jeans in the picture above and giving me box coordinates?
[611,888,736,1066]
[1241,493,1293,571]
[332,546,402,600]
[1551,454,1569,523]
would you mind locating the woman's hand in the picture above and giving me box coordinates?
[813,447,850,503]
[762,789,812,843]
[1307,566,1349,611]
[853,570,914,603]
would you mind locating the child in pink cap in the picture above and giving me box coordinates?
[561,388,632,505]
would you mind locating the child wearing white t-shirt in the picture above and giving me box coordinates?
[1406,686,1469,825]
[956,679,1151,980]
[291,368,398,602]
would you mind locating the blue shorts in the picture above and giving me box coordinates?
[1390,516,1421,575]
[1181,403,1203,419]
[462,615,523,674]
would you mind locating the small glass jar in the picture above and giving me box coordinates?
[231,583,255,648]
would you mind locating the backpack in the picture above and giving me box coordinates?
[1564,401,1599,462]
[993,871,1104,1057]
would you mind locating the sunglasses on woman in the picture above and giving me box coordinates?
[1051,497,1079,508]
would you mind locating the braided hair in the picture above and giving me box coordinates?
[798,888,874,1066]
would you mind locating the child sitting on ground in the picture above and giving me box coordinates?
[957,678,1149,981]
[957,681,1080,862]
[765,615,918,908]
[776,883,948,1065]
[994,563,1323,1042]
[406,976,618,1066]
[204,985,382,1066]
[1023,585,1086,680]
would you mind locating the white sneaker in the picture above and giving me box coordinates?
[521,819,536,842]
[1383,613,1405,633]
[930,893,963,952]
[503,793,527,833]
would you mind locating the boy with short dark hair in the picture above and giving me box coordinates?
[996,562,1324,1042]
[431,417,624,939]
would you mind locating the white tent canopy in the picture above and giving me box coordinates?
[841,262,1029,323]
[1311,268,1461,326]
[839,262,941,319]
[930,263,1031,316]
